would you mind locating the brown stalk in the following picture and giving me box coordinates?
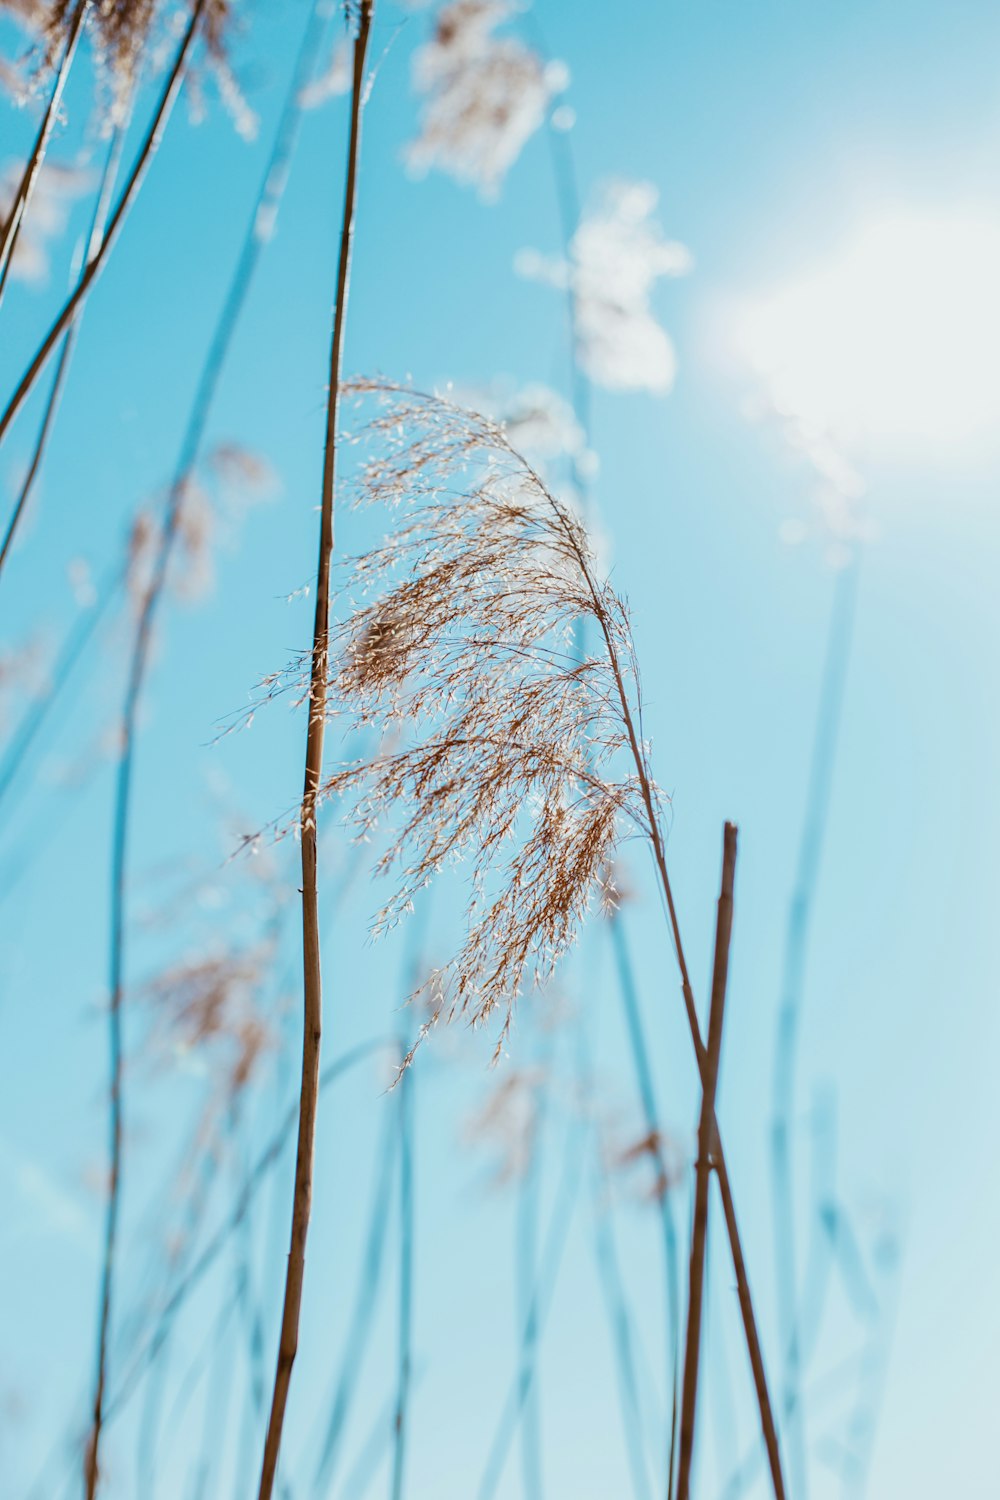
[0,0,89,314]
[0,0,207,465]
[82,9,210,1499]
[547,492,787,1500]
[255,5,374,1497]
[610,670,786,1500]
[676,823,737,1500]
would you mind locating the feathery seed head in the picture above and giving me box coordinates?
[406,0,566,199]
[270,381,664,1055]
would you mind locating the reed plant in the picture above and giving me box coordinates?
[255,380,786,1498]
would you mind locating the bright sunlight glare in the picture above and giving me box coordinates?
[739,214,1000,448]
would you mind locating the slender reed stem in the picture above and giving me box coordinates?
[87,4,332,1489]
[84,17,206,1474]
[797,1089,838,1371]
[0,119,127,577]
[0,0,89,313]
[589,1176,655,1500]
[256,6,374,1494]
[610,911,682,1495]
[0,0,206,465]
[771,550,860,1499]
[575,1024,654,1500]
[516,1051,548,1500]
[518,455,786,1500]
[189,1271,238,1500]
[0,564,117,811]
[477,1117,586,1500]
[313,1105,397,1488]
[391,911,429,1500]
[391,1039,415,1500]
[676,823,737,1500]
[105,1039,390,1427]
[537,74,683,1494]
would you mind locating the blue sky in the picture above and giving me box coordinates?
[2,1,1000,1496]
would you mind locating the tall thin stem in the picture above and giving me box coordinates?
[539,77,682,1498]
[558,505,786,1500]
[610,911,682,1495]
[313,1104,397,1489]
[516,1050,549,1500]
[772,551,860,1499]
[477,1118,586,1500]
[0,564,117,811]
[575,1024,654,1500]
[86,7,328,1490]
[0,119,128,577]
[256,6,374,1495]
[391,1040,415,1500]
[508,449,785,1499]
[0,0,206,467]
[391,912,428,1500]
[676,823,737,1500]
[0,0,89,313]
[83,16,210,1492]
[104,1040,391,1430]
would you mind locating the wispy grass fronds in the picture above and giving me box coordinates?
[305,383,659,1052]
[136,944,274,1110]
[44,0,230,100]
[464,1065,548,1184]
[407,0,567,199]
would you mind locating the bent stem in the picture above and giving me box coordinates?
[0,0,207,466]
[0,118,128,577]
[0,0,89,313]
[676,823,737,1500]
[549,495,787,1500]
[496,449,784,1498]
[255,5,374,1496]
